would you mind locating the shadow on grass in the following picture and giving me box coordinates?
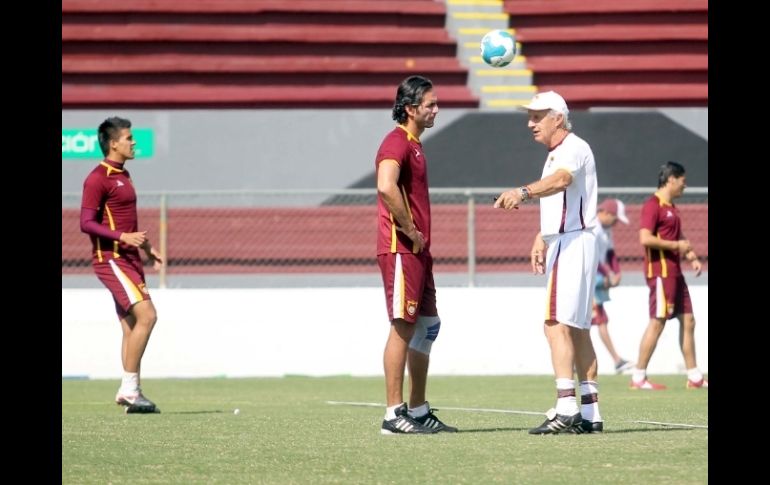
[604,426,704,434]
[458,427,530,433]
[163,410,227,415]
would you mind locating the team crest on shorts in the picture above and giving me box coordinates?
[406,300,418,316]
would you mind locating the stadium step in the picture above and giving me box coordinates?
[444,1,537,111]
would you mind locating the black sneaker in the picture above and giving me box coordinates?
[563,419,604,434]
[528,408,581,435]
[115,389,159,414]
[412,403,458,432]
[381,403,437,435]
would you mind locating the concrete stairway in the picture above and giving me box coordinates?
[444,0,536,110]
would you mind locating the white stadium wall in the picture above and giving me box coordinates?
[62,286,707,379]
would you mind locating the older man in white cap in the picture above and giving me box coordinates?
[494,90,603,434]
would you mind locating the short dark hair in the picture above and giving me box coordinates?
[98,117,132,156]
[391,75,433,124]
[657,161,686,188]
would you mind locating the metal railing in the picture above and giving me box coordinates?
[63,187,708,287]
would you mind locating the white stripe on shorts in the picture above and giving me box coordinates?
[391,253,405,319]
[109,259,143,306]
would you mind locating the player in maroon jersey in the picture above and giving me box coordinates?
[375,76,456,434]
[80,117,163,412]
[630,161,707,390]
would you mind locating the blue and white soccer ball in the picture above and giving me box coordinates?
[480,30,517,68]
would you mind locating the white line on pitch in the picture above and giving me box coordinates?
[631,420,708,429]
[327,402,709,428]
[325,401,543,416]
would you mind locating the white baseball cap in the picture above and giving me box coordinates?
[598,198,629,224]
[522,90,569,116]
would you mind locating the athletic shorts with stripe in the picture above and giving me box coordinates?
[646,274,692,320]
[543,229,596,329]
[377,251,438,323]
[93,256,152,319]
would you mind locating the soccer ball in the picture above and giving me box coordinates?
[480,30,517,68]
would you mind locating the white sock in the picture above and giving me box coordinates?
[385,403,403,420]
[579,381,602,423]
[408,402,429,418]
[631,368,646,384]
[555,378,578,415]
[686,368,703,382]
[120,372,139,393]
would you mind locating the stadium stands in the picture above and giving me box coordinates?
[61,0,479,108]
[503,0,708,107]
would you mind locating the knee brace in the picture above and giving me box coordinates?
[409,315,441,355]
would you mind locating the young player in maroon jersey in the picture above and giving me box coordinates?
[80,117,163,413]
[630,161,707,390]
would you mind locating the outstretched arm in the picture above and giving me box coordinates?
[494,169,573,210]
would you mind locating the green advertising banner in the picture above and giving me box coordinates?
[62,129,155,159]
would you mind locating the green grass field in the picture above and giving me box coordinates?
[62,375,707,484]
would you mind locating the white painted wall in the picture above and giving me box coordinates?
[62,286,707,379]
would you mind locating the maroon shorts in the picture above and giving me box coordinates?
[377,251,438,323]
[647,274,692,320]
[93,257,151,319]
[591,301,608,325]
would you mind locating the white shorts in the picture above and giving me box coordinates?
[543,229,597,329]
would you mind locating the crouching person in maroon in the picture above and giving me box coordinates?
[80,116,163,413]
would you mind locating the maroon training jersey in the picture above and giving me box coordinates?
[81,160,141,263]
[375,125,432,255]
[640,193,683,278]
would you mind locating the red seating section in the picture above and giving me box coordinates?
[61,0,478,108]
[62,203,708,275]
[503,0,708,107]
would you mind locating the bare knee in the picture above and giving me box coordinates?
[131,301,158,330]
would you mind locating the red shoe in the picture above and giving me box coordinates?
[686,378,708,389]
[630,379,667,390]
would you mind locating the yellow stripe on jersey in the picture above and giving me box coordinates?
[389,214,397,253]
[96,238,103,262]
[400,185,418,253]
[104,204,120,258]
[646,247,652,278]
[100,161,124,176]
[396,124,421,144]
[656,232,667,277]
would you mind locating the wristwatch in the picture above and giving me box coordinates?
[519,186,531,201]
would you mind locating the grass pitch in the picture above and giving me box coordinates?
[62,375,707,484]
